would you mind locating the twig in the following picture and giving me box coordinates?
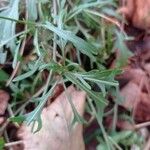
[52,0,57,62]
[123,121,150,130]
[4,130,13,150]
[134,121,150,130]
[112,104,118,132]
[0,120,9,136]
[120,0,126,33]
[4,141,23,148]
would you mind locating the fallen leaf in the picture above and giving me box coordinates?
[134,93,150,122]
[144,63,150,75]
[18,86,86,150]
[0,90,10,115]
[118,0,150,30]
[120,82,140,109]
[126,68,146,86]
[117,67,145,88]
[0,118,4,125]
[119,65,150,123]
[0,90,10,124]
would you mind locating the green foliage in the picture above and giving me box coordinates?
[27,0,38,21]
[0,51,7,64]
[97,131,143,150]
[0,137,4,150]
[0,0,20,53]
[43,22,98,61]
[13,58,42,82]
[0,69,9,82]
[0,0,134,148]
[114,30,133,67]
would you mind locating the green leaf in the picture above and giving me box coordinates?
[94,95,106,121]
[101,7,121,19]
[0,137,4,150]
[42,22,98,61]
[24,81,58,131]
[10,83,56,132]
[67,0,114,21]
[39,61,66,73]
[0,51,7,64]
[77,76,91,90]
[13,58,41,82]
[0,0,20,52]
[68,95,87,125]
[12,39,21,68]
[63,83,87,125]
[74,69,121,79]
[9,115,25,123]
[97,131,143,149]
[84,77,118,86]
[13,69,36,82]
[98,84,106,97]
[0,30,28,48]
[114,30,133,67]
[0,69,9,82]
[27,0,38,21]
[65,72,107,105]
[74,69,121,87]
[34,29,41,56]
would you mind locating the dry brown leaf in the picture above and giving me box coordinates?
[0,118,4,125]
[18,86,86,150]
[120,79,150,122]
[0,90,10,124]
[117,68,145,87]
[0,90,10,115]
[134,93,150,122]
[144,63,150,75]
[120,82,141,109]
[118,0,150,30]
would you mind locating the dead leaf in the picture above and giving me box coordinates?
[0,117,4,125]
[120,82,140,109]
[134,93,150,122]
[18,86,86,150]
[120,76,150,122]
[0,90,10,115]
[118,64,150,123]
[126,68,146,86]
[0,90,10,124]
[117,67,145,88]
[118,0,150,30]
[144,63,150,75]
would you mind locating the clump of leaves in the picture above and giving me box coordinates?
[0,0,135,149]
